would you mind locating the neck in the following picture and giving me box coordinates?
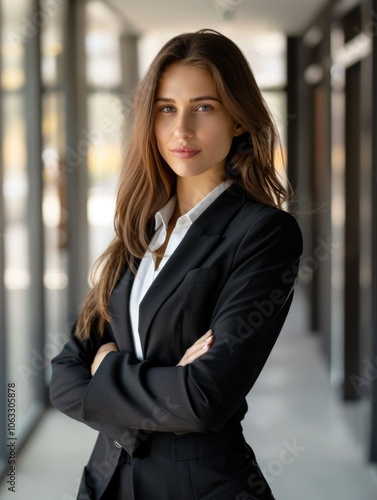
[176,168,225,215]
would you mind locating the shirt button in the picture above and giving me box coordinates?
[114,441,122,448]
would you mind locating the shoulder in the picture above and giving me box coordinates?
[236,192,301,235]
[234,195,303,258]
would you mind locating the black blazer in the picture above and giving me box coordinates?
[50,187,302,499]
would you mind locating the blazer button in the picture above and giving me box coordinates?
[114,441,122,449]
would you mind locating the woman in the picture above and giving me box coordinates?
[50,29,302,499]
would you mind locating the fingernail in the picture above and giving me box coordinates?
[202,344,209,351]
[205,335,213,342]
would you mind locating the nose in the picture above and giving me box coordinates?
[174,110,194,140]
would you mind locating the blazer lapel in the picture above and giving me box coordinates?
[138,187,246,354]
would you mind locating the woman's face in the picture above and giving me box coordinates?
[154,63,241,181]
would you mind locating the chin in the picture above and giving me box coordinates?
[170,168,206,178]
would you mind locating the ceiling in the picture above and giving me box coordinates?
[106,0,329,37]
[98,0,330,89]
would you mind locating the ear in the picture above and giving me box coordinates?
[233,123,245,137]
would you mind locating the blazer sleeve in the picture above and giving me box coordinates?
[50,209,302,438]
[49,321,113,424]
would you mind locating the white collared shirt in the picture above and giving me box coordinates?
[129,180,231,360]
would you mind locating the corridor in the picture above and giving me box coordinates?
[1,0,377,498]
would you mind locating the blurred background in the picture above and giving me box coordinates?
[0,0,377,498]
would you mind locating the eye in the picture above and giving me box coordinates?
[196,104,214,112]
[159,105,176,113]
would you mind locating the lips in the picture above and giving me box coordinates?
[171,147,201,159]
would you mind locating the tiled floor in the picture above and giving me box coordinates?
[1,291,377,499]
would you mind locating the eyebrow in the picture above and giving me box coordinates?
[155,96,221,103]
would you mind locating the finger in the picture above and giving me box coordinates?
[193,329,213,346]
[190,343,212,362]
[188,336,214,359]
[177,331,214,366]
[185,335,213,356]
[201,335,214,349]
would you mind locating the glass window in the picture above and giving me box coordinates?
[1,0,42,443]
[86,1,124,267]
[40,0,69,378]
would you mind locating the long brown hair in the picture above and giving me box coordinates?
[75,29,289,340]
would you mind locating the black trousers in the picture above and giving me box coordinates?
[101,427,275,500]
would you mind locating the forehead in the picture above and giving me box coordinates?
[156,63,218,97]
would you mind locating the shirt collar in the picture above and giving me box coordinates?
[154,196,176,232]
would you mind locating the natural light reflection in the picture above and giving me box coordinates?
[43,270,68,290]
[86,1,124,266]
[4,269,31,290]
[5,267,68,291]
[43,193,61,227]
[87,190,115,226]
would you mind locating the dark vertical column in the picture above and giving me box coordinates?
[313,79,333,360]
[307,25,333,359]
[299,25,333,348]
[343,61,361,399]
[64,0,89,323]
[287,36,315,333]
[286,37,299,195]
[356,0,375,461]
[370,0,377,461]
[25,0,45,405]
[120,33,139,150]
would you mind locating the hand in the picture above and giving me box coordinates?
[91,342,119,376]
[177,329,214,367]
